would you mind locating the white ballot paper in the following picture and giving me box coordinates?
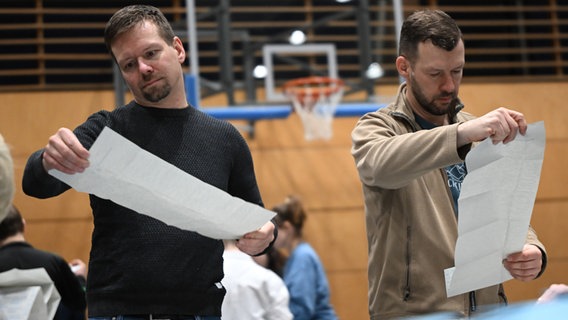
[0,268,61,320]
[49,126,275,239]
[444,121,545,297]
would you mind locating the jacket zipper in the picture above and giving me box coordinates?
[469,291,477,312]
[498,284,508,305]
[403,225,411,301]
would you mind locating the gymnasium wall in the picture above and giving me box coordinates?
[0,81,566,319]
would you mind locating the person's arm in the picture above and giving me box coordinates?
[22,128,89,198]
[456,107,527,146]
[351,112,464,189]
[23,111,108,199]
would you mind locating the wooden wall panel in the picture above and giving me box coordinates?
[458,82,568,140]
[246,114,369,209]
[1,81,568,317]
[531,201,568,259]
[303,209,368,272]
[251,141,364,209]
[501,201,568,302]
[537,141,568,200]
[303,208,369,319]
[1,90,116,156]
[328,271,369,320]
[504,260,568,303]
[24,219,93,263]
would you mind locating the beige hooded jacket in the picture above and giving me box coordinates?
[351,83,546,320]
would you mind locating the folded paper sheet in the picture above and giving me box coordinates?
[0,268,61,320]
[49,127,275,240]
[444,121,545,297]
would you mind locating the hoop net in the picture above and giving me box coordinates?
[283,76,344,141]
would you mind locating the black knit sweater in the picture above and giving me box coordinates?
[22,101,264,317]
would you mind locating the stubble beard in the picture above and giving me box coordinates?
[410,76,457,117]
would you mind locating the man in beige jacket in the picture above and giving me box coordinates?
[351,9,546,320]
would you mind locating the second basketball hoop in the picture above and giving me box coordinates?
[283,76,344,141]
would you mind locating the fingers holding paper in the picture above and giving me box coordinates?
[42,128,90,174]
[503,244,543,282]
[236,220,275,256]
[457,107,527,146]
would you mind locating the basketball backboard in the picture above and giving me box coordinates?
[262,44,338,102]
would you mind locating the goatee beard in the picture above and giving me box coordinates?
[143,84,171,103]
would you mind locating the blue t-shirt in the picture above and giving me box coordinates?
[283,242,337,320]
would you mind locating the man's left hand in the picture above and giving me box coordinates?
[236,221,275,256]
[503,244,542,282]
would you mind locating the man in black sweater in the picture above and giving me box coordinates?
[22,5,276,320]
[0,205,87,320]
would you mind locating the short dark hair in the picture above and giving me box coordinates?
[0,205,24,241]
[104,5,176,58]
[398,9,462,64]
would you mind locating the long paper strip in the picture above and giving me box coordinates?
[49,127,275,240]
[445,121,545,297]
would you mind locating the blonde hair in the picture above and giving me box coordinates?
[0,134,14,222]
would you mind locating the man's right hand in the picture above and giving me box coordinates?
[42,128,90,174]
[457,107,527,147]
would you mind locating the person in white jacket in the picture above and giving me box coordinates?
[221,240,292,320]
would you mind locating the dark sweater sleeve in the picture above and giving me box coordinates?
[226,125,264,207]
[22,110,109,199]
[22,150,72,199]
[225,125,278,254]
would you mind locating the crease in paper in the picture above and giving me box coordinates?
[49,126,275,240]
[445,121,545,297]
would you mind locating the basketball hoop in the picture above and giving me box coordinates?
[283,76,344,141]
